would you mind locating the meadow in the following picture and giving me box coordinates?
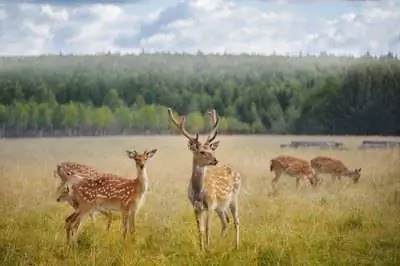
[0,135,399,266]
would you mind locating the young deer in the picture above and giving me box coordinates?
[270,155,318,192]
[56,186,113,230]
[310,156,362,184]
[63,149,158,244]
[53,162,99,197]
[168,108,241,250]
[54,162,116,227]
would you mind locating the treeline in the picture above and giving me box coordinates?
[0,101,248,137]
[0,51,399,137]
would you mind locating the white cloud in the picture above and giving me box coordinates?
[0,0,399,56]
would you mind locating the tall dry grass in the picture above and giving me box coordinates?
[0,135,399,265]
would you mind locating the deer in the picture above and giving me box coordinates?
[310,156,362,184]
[63,149,158,244]
[53,162,99,197]
[56,185,113,230]
[167,107,241,250]
[270,155,318,192]
[54,162,114,226]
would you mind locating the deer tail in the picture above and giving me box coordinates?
[270,160,274,172]
[236,172,251,196]
[53,164,61,179]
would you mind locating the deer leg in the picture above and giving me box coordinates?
[121,212,128,239]
[194,208,205,251]
[314,173,322,185]
[72,216,82,241]
[65,212,77,244]
[296,177,301,189]
[205,209,213,247]
[215,209,228,237]
[229,199,240,250]
[129,213,136,236]
[65,211,82,245]
[224,210,230,224]
[73,210,92,239]
[89,212,96,226]
[130,202,141,235]
[99,210,112,230]
[100,211,112,230]
[271,171,281,193]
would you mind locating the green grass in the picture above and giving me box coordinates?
[0,135,399,265]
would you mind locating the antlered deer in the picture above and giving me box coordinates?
[270,155,318,192]
[168,108,241,250]
[310,156,362,184]
[63,149,158,244]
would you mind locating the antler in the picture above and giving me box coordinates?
[205,109,219,144]
[167,108,199,141]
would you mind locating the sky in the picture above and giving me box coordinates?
[0,0,399,56]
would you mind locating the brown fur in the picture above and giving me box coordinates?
[310,156,362,183]
[56,186,112,230]
[53,162,99,196]
[54,162,114,227]
[168,108,241,250]
[270,155,318,191]
[64,149,158,244]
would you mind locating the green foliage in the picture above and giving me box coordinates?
[0,53,399,137]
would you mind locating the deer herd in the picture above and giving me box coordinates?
[53,108,362,250]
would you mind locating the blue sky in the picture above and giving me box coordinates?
[0,0,399,56]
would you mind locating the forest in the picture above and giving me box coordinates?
[0,51,399,137]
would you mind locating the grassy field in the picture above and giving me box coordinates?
[0,135,399,266]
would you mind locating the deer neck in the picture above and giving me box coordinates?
[342,168,353,176]
[136,166,149,194]
[191,157,206,196]
[342,168,354,177]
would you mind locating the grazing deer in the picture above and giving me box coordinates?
[56,186,113,230]
[63,149,158,244]
[270,155,318,192]
[310,156,362,184]
[168,108,241,250]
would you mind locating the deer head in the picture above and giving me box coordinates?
[126,149,158,169]
[56,186,71,202]
[167,108,220,166]
[348,168,362,183]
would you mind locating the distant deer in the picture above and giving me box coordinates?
[310,156,362,184]
[168,108,241,250]
[63,149,158,244]
[56,186,112,230]
[270,155,318,192]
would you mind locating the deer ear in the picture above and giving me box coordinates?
[188,140,199,151]
[147,149,158,158]
[209,140,220,151]
[126,150,137,159]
